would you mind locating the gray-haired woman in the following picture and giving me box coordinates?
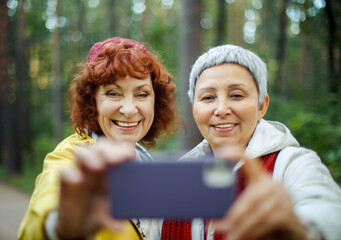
[161,45,341,240]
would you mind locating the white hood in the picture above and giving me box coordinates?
[245,119,300,158]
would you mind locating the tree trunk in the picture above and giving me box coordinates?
[325,0,338,95]
[75,0,86,57]
[104,0,117,38]
[14,0,26,174]
[229,1,247,46]
[274,0,288,97]
[178,0,203,150]
[215,0,227,45]
[300,32,309,105]
[53,0,63,143]
[0,0,14,174]
[260,0,277,55]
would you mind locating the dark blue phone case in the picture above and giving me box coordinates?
[108,158,236,219]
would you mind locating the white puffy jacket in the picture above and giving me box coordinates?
[181,119,341,240]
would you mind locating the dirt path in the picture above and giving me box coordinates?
[0,181,30,240]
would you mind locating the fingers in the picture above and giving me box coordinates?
[215,145,265,183]
[212,176,300,240]
[211,147,296,240]
[56,140,136,238]
[211,216,230,235]
[57,168,88,239]
[223,183,282,240]
[59,168,86,214]
[239,154,264,183]
[100,214,126,233]
[215,145,245,163]
[76,148,107,194]
[211,182,271,237]
[95,139,136,165]
[75,139,136,167]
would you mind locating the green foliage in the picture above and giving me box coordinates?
[267,96,341,185]
[154,132,180,152]
[0,134,56,194]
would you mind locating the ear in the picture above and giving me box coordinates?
[257,95,269,121]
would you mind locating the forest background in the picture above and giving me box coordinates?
[1,0,341,194]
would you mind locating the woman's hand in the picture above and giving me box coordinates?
[212,154,308,240]
[55,141,135,239]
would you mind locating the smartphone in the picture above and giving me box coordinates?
[107,155,236,219]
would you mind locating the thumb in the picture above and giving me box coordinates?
[240,154,265,183]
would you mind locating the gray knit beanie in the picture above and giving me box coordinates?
[188,45,267,107]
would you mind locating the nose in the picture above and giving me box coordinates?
[119,97,138,118]
[214,97,231,117]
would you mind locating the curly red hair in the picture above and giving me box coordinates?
[68,39,178,148]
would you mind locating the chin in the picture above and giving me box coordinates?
[212,139,236,148]
[121,137,140,143]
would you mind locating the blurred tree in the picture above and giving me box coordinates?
[0,0,15,174]
[68,0,86,62]
[325,0,337,93]
[14,0,26,173]
[259,1,278,57]
[178,0,203,150]
[103,0,117,38]
[215,0,227,45]
[274,0,288,97]
[53,0,63,143]
[228,0,247,46]
[299,27,310,104]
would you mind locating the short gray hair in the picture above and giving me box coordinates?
[188,45,267,107]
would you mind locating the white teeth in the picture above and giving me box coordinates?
[115,121,139,127]
[215,123,234,128]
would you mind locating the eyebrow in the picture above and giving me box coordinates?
[105,83,152,90]
[135,84,153,90]
[228,83,247,88]
[198,83,246,92]
[198,87,216,93]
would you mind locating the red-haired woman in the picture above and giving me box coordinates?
[18,37,179,240]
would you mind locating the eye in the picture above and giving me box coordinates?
[230,93,244,100]
[106,91,120,97]
[136,92,149,98]
[201,95,216,102]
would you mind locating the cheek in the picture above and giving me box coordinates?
[97,100,111,116]
[141,100,155,121]
[96,106,106,120]
[193,104,210,124]
[238,104,259,127]
[234,100,258,116]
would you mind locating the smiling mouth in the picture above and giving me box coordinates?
[113,120,140,127]
[214,123,237,128]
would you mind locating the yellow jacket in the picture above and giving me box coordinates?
[18,133,142,240]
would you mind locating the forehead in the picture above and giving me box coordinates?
[106,75,153,87]
[196,63,255,87]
